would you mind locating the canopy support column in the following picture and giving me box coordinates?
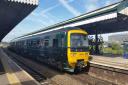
[95,29,99,55]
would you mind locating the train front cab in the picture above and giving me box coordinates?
[65,29,89,72]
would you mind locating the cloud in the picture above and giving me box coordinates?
[105,1,112,6]
[85,4,98,12]
[89,0,98,3]
[2,26,35,42]
[39,1,72,16]
[30,4,62,26]
[67,0,75,2]
[104,0,121,6]
[31,12,39,16]
[40,4,60,15]
[29,13,58,28]
[30,0,79,26]
[58,0,81,16]
[84,0,121,13]
[27,17,47,27]
[84,0,99,12]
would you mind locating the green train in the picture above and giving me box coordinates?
[9,27,90,72]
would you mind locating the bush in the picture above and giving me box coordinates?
[111,43,121,50]
[103,43,123,55]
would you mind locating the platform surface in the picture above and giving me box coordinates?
[0,48,40,85]
[90,55,128,70]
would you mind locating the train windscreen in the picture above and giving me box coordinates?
[70,33,88,52]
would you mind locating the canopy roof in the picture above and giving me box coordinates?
[13,0,128,41]
[0,0,38,41]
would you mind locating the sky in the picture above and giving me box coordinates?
[2,0,124,42]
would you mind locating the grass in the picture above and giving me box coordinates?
[103,47,123,55]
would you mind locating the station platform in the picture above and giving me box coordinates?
[0,48,40,85]
[90,55,128,70]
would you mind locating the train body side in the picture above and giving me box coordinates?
[9,28,89,72]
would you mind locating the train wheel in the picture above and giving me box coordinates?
[74,66,81,74]
[84,62,90,72]
[57,62,63,72]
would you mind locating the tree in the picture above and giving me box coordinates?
[111,42,121,50]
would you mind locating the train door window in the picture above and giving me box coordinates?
[30,41,32,47]
[26,41,29,47]
[44,40,49,47]
[53,39,58,47]
[24,41,27,46]
[37,40,40,45]
[28,41,30,46]
[34,40,37,46]
[58,32,66,47]
[61,38,65,47]
[36,40,40,47]
[40,40,44,47]
[27,41,30,47]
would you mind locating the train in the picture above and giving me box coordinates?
[9,27,90,72]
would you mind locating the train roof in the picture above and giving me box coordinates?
[11,27,80,42]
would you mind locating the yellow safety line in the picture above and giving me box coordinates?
[0,49,21,85]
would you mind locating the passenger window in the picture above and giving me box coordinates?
[44,40,49,47]
[36,40,40,46]
[37,40,40,44]
[33,40,37,46]
[29,41,32,46]
[53,39,58,47]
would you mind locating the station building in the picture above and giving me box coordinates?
[108,33,128,44]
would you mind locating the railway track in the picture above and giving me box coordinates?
[71,73,116,85]
[3,49,59,85]
[11,56,46,82]
[3,48,116,85]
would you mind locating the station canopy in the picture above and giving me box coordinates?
[14,0,128,41]
[0,0,38,41]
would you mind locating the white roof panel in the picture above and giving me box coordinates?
[8,0,39,5]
